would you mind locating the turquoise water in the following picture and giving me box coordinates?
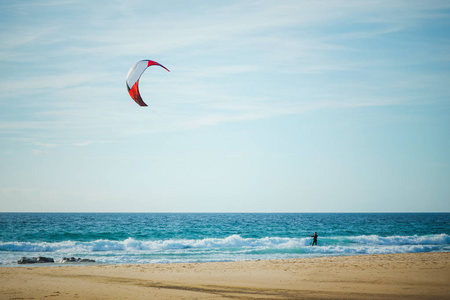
[1,213,449,266]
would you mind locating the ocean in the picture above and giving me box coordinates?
[1,213,449,266]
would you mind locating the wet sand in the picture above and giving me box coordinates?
[1,252,449,299]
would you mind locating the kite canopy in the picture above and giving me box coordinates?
[126,60,170,106]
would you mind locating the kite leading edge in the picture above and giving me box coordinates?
[126,60,170,106]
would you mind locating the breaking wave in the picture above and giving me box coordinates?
[1,234,448,254]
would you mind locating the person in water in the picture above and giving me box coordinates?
[311,232,318,246]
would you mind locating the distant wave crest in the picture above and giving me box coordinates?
[346,234,450,245]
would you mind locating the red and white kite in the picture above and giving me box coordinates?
[126,60,170,106]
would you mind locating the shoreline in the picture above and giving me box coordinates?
[1,252,449,299]
[2,250,449,268]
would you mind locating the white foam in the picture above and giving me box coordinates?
[1,234,449,253]
[345,233,450,245]
[1,234,448,266]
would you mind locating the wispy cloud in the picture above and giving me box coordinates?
[1,1,449,212]
[32,149,50,155]
[1,0,449,149]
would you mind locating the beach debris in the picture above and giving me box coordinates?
[126,59,170,106]
[59,257,96,263]
[17,256,54,264]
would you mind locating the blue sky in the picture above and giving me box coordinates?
[1,0,449,212]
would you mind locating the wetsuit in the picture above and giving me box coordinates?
[311,234,318,246]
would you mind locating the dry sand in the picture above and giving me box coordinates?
[1,252,449,299]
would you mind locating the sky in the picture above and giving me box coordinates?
[0,0,449,212]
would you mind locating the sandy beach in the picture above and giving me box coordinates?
[1,252,448,299]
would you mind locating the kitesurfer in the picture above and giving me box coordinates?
[311,232,318,246]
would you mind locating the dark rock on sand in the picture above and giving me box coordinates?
[60,257,95,263]
[17,256,94,264]
[17,257,36,264]
[17,256,54,264]
[77,258,96,263]
[36,256,54,263]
